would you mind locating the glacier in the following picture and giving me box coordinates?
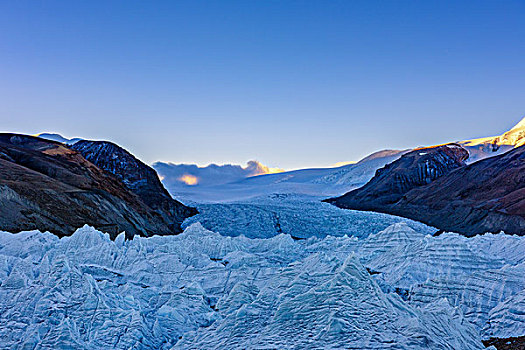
[1,212,524,349]
[182,193,434,239]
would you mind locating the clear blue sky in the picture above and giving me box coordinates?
[1,1,524,169]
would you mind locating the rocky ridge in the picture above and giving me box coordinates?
[0,134,195,238]
[327,143,525,236]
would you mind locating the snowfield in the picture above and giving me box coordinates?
[1,212,523,348]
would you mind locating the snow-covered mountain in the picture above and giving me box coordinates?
[34,117,525,205]
[459,116,525,162]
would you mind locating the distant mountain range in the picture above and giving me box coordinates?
[19,115,525,236]
[36,117,525,200]
[154,117,525,203]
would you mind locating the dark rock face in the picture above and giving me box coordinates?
[327,144,469,207]
[483,336,525,350]
[0,134,195,239]
[71,140,197,231]
[327,144,525,236]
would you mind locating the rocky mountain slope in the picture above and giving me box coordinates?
[327,144,525,236]
[0,134,195,238]
[327,144,468,207]
[71,140,197,228]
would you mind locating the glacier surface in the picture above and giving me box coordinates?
[183,193,434,239]
[1,216,523,349]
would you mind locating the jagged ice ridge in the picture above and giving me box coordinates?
[1,219,523,349]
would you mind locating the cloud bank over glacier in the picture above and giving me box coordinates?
[153,160,283,187]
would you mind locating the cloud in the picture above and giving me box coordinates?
[153,160,284,188]
[245,160,284,176]
[178,174,199,185]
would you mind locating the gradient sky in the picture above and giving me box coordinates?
[1,1,524,169]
